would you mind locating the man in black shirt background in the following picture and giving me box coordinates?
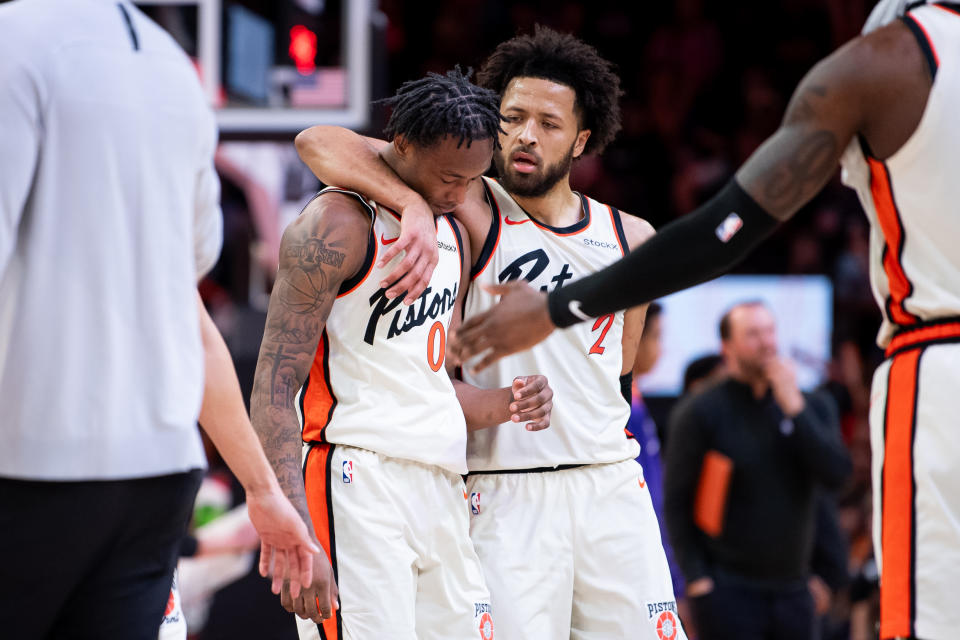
[665,300,851,640]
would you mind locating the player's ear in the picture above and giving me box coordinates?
[573,129,591,159]
[393,134,411,159]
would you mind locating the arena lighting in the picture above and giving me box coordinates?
[289,24,317,74]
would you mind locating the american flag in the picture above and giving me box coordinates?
[290,67,347,108]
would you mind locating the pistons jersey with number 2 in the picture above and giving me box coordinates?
[297,188,469,474]
[464,177,639,471]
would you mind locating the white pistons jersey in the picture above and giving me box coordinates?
[464,177,639,471]
[840,3,960,347]
[298,188,469,474]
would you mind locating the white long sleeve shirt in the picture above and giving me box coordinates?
[0,0,222,480]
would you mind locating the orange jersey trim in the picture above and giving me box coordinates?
[867,156,920,326]
[304,443,342,639]
[906,14,940,66]
[608,205,627,256]
[337,228,378,299]
[934,3,960,18]
[443,214,464,275]
[886,319,960,358]
[879,349,922,640]
[302,330,337,443]
[471,182,503,281]
[526,197,592,237]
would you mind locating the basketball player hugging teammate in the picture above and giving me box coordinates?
[294,27,687,640]
[250,69,554,640]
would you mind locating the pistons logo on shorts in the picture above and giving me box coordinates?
[475,603,494,640]
[470,492,481,515]
[342,460,354,483]
[647,601,679,640]
[656,611,678,640]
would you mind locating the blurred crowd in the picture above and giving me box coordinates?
[191,1,886,638]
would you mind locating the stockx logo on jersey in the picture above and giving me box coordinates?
[364,283,459,345]
[498,249,574,293]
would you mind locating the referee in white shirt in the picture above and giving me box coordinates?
[0,1,325,637]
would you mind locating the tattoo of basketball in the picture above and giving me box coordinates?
[275,265,330,314]
[762,129,837,211]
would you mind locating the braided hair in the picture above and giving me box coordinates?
[381,67,505,149]
[478,25,623,155]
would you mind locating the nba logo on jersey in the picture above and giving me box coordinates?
[470,492,481,515]
[342,460,353,483]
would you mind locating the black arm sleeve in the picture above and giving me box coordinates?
[548,179,780,328]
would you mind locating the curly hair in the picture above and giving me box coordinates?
[380,67,505,149]
[477,25,623,155]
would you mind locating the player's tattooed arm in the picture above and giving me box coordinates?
[250,195,370,526]
[736,19,928,221]
[295,125,439,304]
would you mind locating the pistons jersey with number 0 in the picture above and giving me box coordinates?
[464,177,639,471]
[297,188,469,474]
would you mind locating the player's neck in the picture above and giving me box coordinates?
[512,181,583,228]
[380,145,403,180]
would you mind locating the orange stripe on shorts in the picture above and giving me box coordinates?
[879,349,922,639]
[304,443,340,640]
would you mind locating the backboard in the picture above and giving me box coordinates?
[137,0,371,136]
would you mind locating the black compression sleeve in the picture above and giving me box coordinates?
[548,179,780,328]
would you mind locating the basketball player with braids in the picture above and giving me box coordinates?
[294,28,685,640]
[455,3,960,639]
[250,69,552,640]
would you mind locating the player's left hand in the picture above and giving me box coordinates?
[247,483,320,599]
[509,375,553,431]
[280,553,339,623]
[380,198,438,305]
[450,281,555,371]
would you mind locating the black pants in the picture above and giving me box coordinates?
[0,470,202,640]
[690,577,816,640]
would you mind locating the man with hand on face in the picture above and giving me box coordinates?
[293,27,685,640]
[250,69,552,640]
[665,301,850,640]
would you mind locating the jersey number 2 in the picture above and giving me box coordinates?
[427,321,446,371]
[589,314,614,355]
